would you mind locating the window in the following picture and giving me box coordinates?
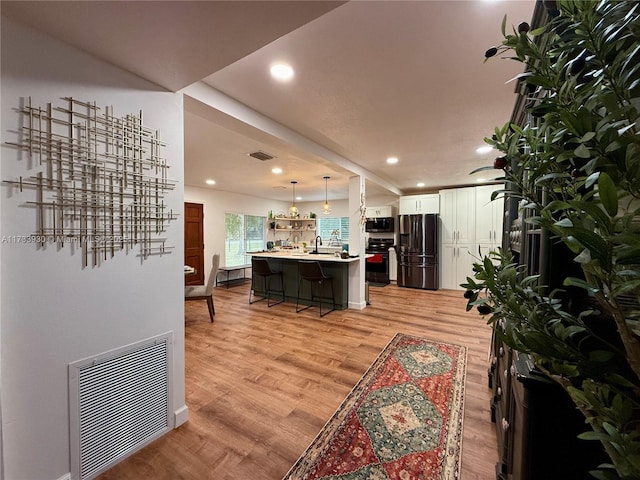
[317,217,349,245]
[224,213,265,266]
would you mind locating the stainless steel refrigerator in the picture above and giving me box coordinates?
[396,214,438,289]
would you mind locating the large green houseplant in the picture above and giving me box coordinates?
[464,1,640,478]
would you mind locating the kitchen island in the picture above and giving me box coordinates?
[249,251,362,310]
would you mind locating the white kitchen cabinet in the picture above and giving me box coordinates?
[475,184,504,248]
[440,243,475,290]
[365,205,394,218]
[476,185,504,259]
[399,194,440,214]
[439,187,476,289]
[438,185,507,289]
[439,187,475,245]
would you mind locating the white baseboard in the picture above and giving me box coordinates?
[348,300,367,310]
[174,404,189,427]
[56,474,71,480]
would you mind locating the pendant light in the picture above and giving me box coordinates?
[322,176,332,215]
[289,180,299,218]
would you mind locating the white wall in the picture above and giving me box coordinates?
[1,17,185,480]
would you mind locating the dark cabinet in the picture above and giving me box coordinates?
[489,342,608,479]
[489,331,511,475]
[486,3,599,477]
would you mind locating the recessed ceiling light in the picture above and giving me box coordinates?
[270,63,294,81]
[271,167,283,174]
[205,179,216,185]
[386,157,399,165]
[417,182,425,187]
[296,196,302,201]
[476,178,487,183]
[476,145,493,154]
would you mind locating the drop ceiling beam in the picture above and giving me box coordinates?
[181,82,402,196]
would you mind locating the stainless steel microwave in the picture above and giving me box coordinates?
[365,217,394,232]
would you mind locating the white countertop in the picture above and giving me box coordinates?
[250,251,365,263]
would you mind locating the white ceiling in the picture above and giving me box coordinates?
[2,0,536,203]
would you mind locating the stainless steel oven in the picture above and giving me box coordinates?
[365,238,395,285]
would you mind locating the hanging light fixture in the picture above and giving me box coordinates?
[322,176,332,215]
[289,180,299,218]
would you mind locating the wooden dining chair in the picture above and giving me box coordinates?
[185,253,219,322]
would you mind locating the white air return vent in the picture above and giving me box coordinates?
[69,333,173,480]
[248,150,275,161]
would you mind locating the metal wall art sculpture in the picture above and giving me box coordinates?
[3,97,177,267]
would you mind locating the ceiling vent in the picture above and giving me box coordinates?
[248,151,274,161]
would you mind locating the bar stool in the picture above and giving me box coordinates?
[249,258,284,307]
[296,260,335,317]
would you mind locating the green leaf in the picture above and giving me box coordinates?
[529,26,547,36]
[490,190,506,201]
[627,455,640,471]
[565,236,584,254]
[546,200,571,211]
[605,141,622,153]
[575,144,591,159]
[567,386,590,406]
[563,325,587,339]
[552,362,580,377]
[605,373,635,388]
[470,165,499,174]
[536,172,572,184]
[567,200,612,235]
[578,431,610,441]
[598,172,619,217]
[586,172,600,189]
[602,422,618,437]
[589,350,615,362]
[555,218,574,228]
[510,123,525,136]
[526,74,555,89]
[622,42,640,74]
[617,247,640,266]
[611,280,640,297]
[568,227,611,269]
[563,276,598,293]
[588,469,621,480]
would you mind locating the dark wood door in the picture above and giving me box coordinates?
[184,202,204,286]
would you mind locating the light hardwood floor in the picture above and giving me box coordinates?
[98,283,498,480]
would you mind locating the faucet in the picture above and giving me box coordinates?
[313,235,322,254]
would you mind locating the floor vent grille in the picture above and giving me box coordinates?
[69,333,173,480]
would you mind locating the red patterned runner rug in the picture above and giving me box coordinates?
[283,333,467,480]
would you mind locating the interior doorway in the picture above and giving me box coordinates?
[184,202,204,286]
